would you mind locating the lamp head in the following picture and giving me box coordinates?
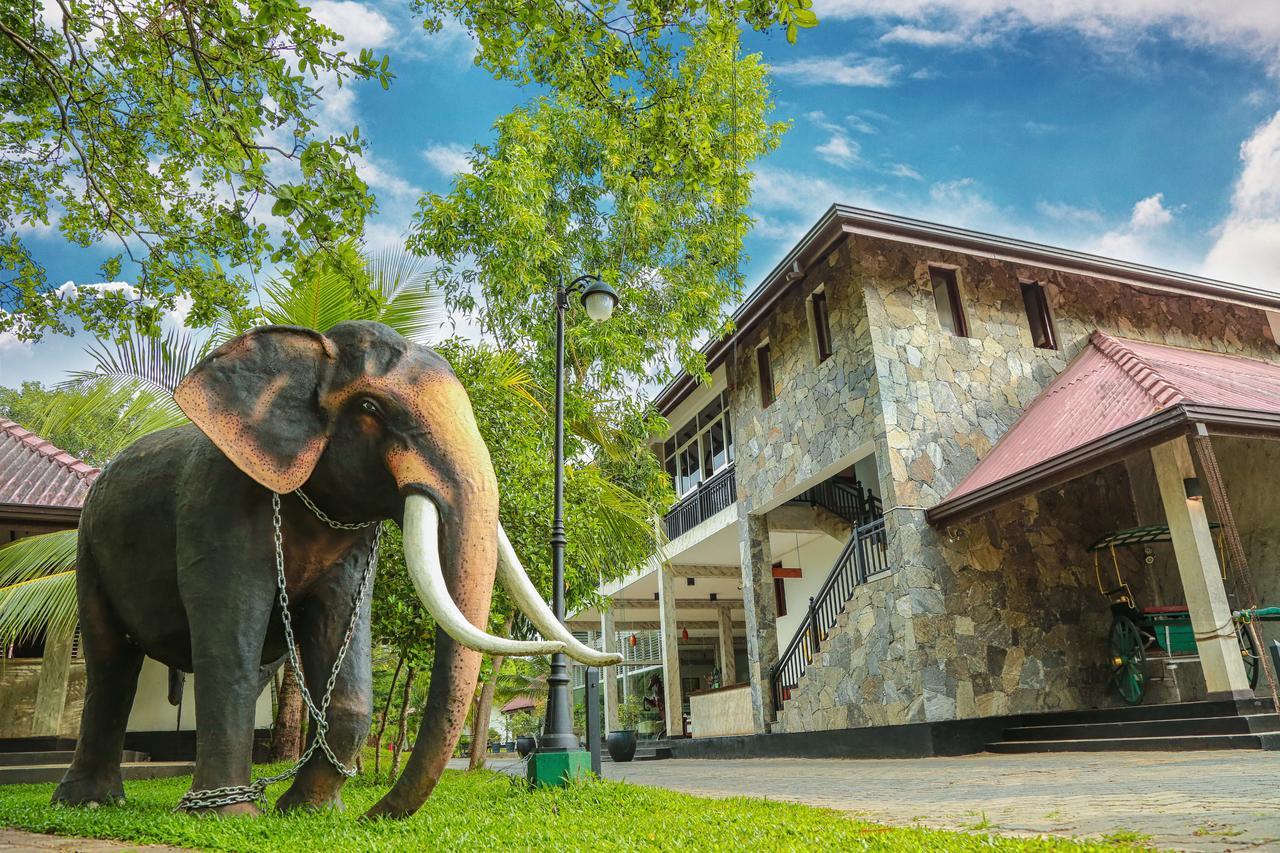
[579,277,619,322]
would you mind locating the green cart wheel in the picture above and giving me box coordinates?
[1109,612,1146,704]
[1238,622,1260,690]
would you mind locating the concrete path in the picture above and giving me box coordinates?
[594,751,1280,851]
[0,829,188,852]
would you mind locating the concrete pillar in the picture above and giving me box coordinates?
[657,564,684,736]
[717,605,737,685]
[739,510,778,732]
[601,607,620,731]
[32,629,74,736]
[1151,436,1252,698]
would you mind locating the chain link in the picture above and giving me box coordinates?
[177,491,381,812]
[295,489,379,530]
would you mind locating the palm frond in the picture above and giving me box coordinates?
[485,350,546,412]
[41,378,186,459]
[367,247,447,345]
[72,328,209,396]
[261,270,373,333]
[0,530,79,644]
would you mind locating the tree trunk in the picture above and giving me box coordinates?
[270,659,305,763]
[373,655,404,778]
[389,667,416,780]
[468,614,513,771]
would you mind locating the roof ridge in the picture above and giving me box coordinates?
[1088,332,1187,409]
[0,417,100,479]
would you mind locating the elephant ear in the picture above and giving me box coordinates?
[175,326,338,493]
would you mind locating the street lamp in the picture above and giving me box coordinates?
[536,273,618,758]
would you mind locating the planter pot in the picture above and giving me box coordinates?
[606,730,638,762]
[515,736,536,758]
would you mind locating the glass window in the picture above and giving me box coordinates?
[1021,282,1057,350]
[702,419,726,477]
[757,343,775,407]
[678,441,702,494]
[930,267,968,337]
[811,290,833,362]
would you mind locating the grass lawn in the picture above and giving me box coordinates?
[0,764,1133,852]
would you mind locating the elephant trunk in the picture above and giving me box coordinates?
[365,481,504,818]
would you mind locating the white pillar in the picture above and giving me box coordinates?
[1151,436,1252,698]
[32,629,74,736]
[657,564,683,736]
[601,607,619,731]
[717,605,737,685]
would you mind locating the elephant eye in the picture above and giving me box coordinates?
[359,398,383,418]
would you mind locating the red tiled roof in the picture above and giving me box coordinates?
[0,418,100,508]
[930,332,1280,522]
[499,696,537,714]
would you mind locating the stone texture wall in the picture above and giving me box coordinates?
[767,232,1280,733]
[0,659,86,738]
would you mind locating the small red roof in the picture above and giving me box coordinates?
[930,332,1280,522]
[0,418,100,508]
[499,696,537,714]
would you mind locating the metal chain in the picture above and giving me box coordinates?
[177,492,380,812]
[295,489,379,530]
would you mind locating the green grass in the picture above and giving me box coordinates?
[0,765,1125,852]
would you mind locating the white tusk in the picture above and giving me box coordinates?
[496,523,624,667]
[403,494,565,657]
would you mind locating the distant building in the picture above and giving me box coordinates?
[571,206,1280,751]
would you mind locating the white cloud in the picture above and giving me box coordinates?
[816,0,1280,72]
[889,163,923,180]
[816,133,860,168]
[421,142,473,177]
[1203,111,1280,289]
[1089,193,1180,263]
[310,0,394,50]
[770,54,902,87]
[1023,120,1059,136]
[1035,199,1104,226]
[1129,193,1174,229]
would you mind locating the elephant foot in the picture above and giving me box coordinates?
[276,785,345,814]
[51,774,125,808]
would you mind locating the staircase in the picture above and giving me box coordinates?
[987,698,1280,753]
[0,741,194,785]
[772,478,889,714]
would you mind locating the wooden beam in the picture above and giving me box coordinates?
[771,566,802,579]
[566,619,746,631]
[608,598,744,610]
[666,564,740,578]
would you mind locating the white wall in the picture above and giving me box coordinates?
[772,533,847,648]
[127,657,274,732]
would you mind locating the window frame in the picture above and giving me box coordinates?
[807,285,834,365]
[928,266,969,338]
[773,572,788,617]
[757,341,776,408]
[662,391,735,498]
[1020,281,1058,350]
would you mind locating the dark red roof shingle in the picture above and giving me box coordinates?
[0,418,100,508]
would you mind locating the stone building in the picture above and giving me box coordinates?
[569,205,1280,751]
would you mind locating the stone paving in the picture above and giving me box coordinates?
[0,829,187,852]
[596,751,1280,851]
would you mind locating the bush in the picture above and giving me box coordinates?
[617,696,644,731]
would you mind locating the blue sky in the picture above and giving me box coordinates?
[4,0,1280,386]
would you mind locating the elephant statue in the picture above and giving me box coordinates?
[52,321,618,818]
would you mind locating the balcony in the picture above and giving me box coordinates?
[662,465,737,540]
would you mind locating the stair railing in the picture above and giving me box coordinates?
[771,516,889,711]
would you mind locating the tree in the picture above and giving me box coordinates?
[0,381,138,467]
[412,3,790,390]
[0,0,390,342]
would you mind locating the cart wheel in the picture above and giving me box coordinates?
[1109,612,1146,704]
[1237,622,1260,690]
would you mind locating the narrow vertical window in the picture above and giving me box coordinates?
[1021,282,1057,350]
[929,267,968,337]
[809,288,833,363]
[757,342,775,408]
[773,574,788,617]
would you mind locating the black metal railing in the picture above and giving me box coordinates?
[771,516,889,710]
[662,465,737,540]
[788,478,883,528]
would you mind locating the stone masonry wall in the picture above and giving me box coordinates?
[774,233,1279,733]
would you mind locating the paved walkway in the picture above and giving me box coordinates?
[0,829,187,852]
[593,751,1280,851]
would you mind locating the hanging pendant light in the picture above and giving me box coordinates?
[681,627,690,641]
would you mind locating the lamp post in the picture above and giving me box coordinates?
[535,273,619,761]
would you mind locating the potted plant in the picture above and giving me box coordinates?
[607,696,643,762]
[510,711,539,757]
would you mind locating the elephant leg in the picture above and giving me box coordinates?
[180,561,275,816]
[276,546,374,813]
[53,549,143,807]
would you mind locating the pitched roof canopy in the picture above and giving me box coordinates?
[928,333,1280,524]
[0,418,100,509]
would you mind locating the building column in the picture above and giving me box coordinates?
[739,510,778,732]
[1151,436,1252,698]
[601,607,620,731]
[32,629,74,736]
[657,564,684,736]
[717,605,737,685]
